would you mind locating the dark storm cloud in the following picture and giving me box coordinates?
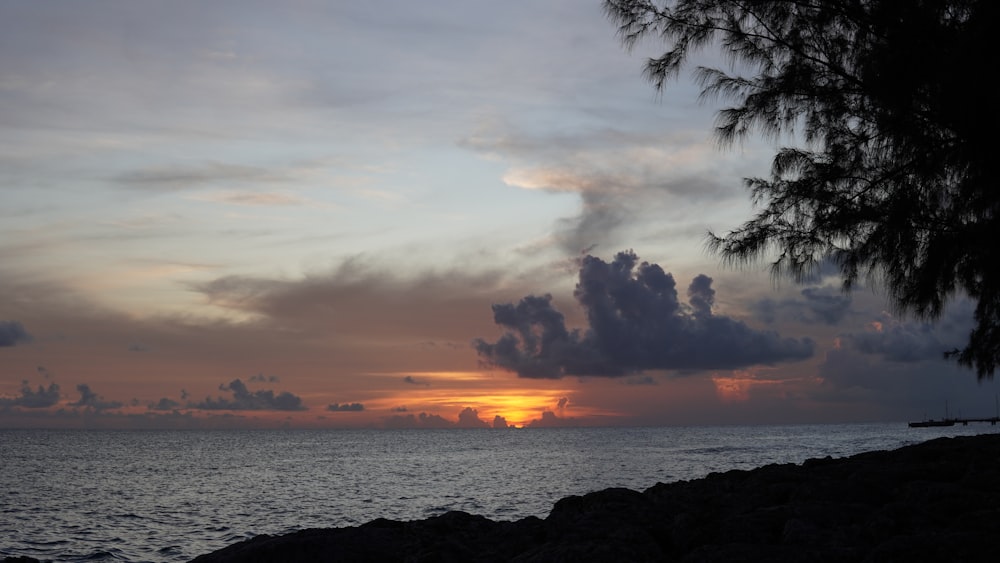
[810,300,987,413]
[0,381,60,409]
[327,402,365,412]
[842,304,973,363]
[189,378,307,411]
[474,251,814,378]
[70,384,124,411]
[847,323,946,362]
[752,286,852,326]
[800,287,852,324]
[0,320,32,347]
[492,415,509,429]
[813,345,1000,420]
[624,375,657,386]
[687,274,715,318]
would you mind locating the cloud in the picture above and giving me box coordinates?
[0,381,61,409]
[554,186,632,255]
[249,373,280,383]
[624,375,657,386]
[69,384,124,411]
[526,410,576,428]
[462,128,741,254]
[384,411,455,429]
[752,285,852,326]
[114,161,287,192]
[456,407,489,428]
[186,260,516,358]
[474,250,814,378]
[812,344,996,418]
[382,407,491,429]
[809,299,993,415]
[492,414,509,429]
[191,191,307,207]
[841,305,973,363]
[403,375,430,386]
[188,378,307,411]
[327,402,365,412]
[500,166,636,253]
[0,321,32,347]
[149,397,181,411]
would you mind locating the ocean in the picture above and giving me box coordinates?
[2,423,998,562]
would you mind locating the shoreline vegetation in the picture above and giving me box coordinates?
[6,434,1000,562]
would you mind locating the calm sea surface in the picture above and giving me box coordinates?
[2,423,998,562]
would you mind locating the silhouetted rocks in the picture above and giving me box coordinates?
[188,433,1000,562]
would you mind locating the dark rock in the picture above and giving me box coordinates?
[190,434,1000,562]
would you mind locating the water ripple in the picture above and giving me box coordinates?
[1,424,996,562]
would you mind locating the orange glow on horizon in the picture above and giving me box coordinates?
[360,370,598,427]
[366,388,584,428]
[0,370,621,429]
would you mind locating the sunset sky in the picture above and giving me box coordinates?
[2,0,997,429]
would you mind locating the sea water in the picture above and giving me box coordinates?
[2,423,998,562]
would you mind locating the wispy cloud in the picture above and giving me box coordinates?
[114,162,288,192]
[192,192,308,207]
[327,402,365,412]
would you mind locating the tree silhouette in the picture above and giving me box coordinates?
[605,0,998,377]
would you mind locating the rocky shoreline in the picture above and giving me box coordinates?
[192,433,1000,562]
[5,433,1000,562]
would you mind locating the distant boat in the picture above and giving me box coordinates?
[908,419,955,428]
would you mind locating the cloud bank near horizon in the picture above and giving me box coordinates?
[189,378,306,411]
[0,381,60,409]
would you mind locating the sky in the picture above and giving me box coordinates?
[2,0,997,429]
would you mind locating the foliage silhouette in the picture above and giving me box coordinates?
[605,0,997,377]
